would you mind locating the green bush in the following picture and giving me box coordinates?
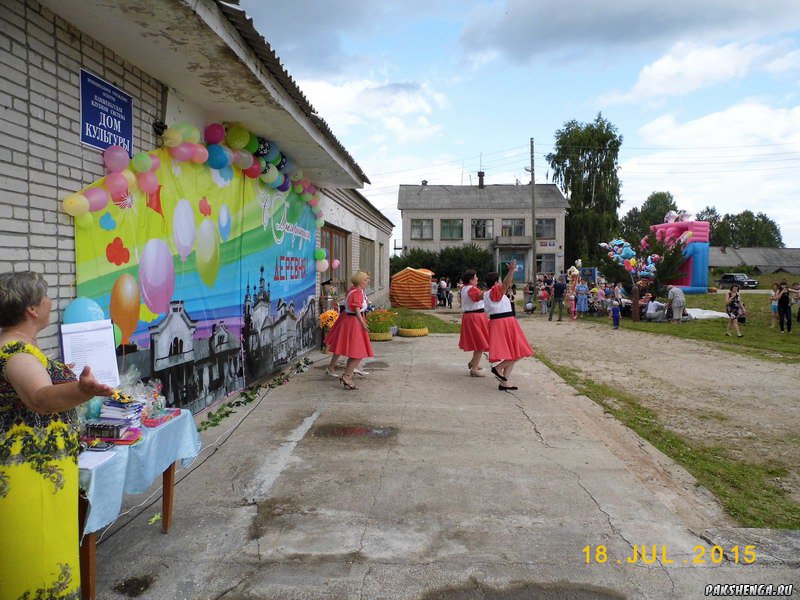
[398,314,426,329]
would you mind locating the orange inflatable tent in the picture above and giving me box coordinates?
[390,267,433,309]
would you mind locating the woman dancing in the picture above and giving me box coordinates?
[327,271,374,390]
[458,270,489,377]
[483,260,533,391]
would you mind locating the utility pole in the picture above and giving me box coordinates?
[530,137,536,286]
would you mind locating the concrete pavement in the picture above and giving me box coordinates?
[93,332,798,599]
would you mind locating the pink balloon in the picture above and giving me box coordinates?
[84,187,109,212]
[234,150,254,169]
[331,259,340,269]
[137,170,159,194]
[316,211,324,220]
[103,145,130,173]
[307,185,317,195]
[192,144,209,164]
[105,172,128,197]
[308,198,319,207]
[204,123,225,145]
[148,154,161,171]
[139,239,175,314]
[170,143,194,162]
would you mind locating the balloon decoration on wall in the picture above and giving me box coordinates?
[62,118,330,345]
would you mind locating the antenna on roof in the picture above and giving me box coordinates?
[479,152,483,171]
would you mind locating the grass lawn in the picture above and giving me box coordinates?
[537,353,800,529]
[587,293,800,364]
[390,307,462,334]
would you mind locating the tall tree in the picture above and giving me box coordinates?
[620,191,678,242]
[547,113,622,267]
[696,206,783,248]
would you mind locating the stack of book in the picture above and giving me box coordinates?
[100,398,145,429]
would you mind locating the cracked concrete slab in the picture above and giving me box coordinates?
[92,333,799,599]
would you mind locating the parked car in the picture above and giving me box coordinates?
[716,273,759,289]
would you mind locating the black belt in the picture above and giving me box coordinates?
[344,312,357,316]
[489,311,514,320]
[464,309,484,314]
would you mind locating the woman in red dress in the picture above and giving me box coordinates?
[458,270,489,377]
[327,271,373,390]
[483,260,533,391]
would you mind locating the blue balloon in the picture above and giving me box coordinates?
[206,144,230,170]
[63,296,105,324]
[264,142,280,162]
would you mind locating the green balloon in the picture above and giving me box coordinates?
[245,133,259,154]
[315,218,325,228]
[113,323,122,347]
[269,152,283,166]
[314,248,326,260]
[131,152,153,173]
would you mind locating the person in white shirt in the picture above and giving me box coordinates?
[645,294,666,322]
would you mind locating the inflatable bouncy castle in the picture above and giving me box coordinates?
[644,212,710,294]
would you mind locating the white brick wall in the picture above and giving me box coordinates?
[0,0,165,354]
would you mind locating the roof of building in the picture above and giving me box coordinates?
[397,184,568,210]
[709,247,800,274]
[215,1,370,185]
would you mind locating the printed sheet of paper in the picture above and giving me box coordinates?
[61,319,120,387]
[78,449,118,470]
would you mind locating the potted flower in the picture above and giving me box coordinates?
[366,309,395,342]
[397,313,428,337]
[319,309,339,352]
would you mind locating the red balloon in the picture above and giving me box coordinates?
[243,159,262,178]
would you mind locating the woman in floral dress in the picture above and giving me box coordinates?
[0,271,113,599]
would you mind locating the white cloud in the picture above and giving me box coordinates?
[602,42,776,104]
[619,101,800,246]
[459,0,800,67]
[298,78,449,144]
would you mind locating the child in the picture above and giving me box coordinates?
[610,300,621,329]
[568,290,576,320]
[540,286,549,316]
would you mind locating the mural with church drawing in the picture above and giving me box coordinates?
[74,148,319,413]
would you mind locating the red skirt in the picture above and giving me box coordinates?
[328,314,374,359]
[459,312,489,352]
[488,316,533,362]
[323,311,345,348]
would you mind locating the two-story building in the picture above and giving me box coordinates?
[398,174,569,281]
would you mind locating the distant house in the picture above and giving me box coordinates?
[397,173,569,281]
[709,247,800,275]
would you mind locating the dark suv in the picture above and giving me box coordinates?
[716,273,759,289]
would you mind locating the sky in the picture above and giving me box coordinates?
[239,0,800,250]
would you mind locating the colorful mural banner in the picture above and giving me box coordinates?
[75,148,318,411]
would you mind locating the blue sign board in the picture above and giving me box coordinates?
[80,69,133,155]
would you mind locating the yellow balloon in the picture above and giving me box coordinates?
[121,169,137,192]
[76,212,93,228]
[163,127,182,148]
[629,258,637,267]
[63,193,89,217]
[196,218,220,287]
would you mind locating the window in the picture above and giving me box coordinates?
[378,243,384,288]
[501,218,525,237]
[471,219,493,240]
[440,219,463,240]
[537,254,556,275]
[410,219,433,240]
[320,226,349,296]
[535,218,556,240]
[359,237,375,289]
